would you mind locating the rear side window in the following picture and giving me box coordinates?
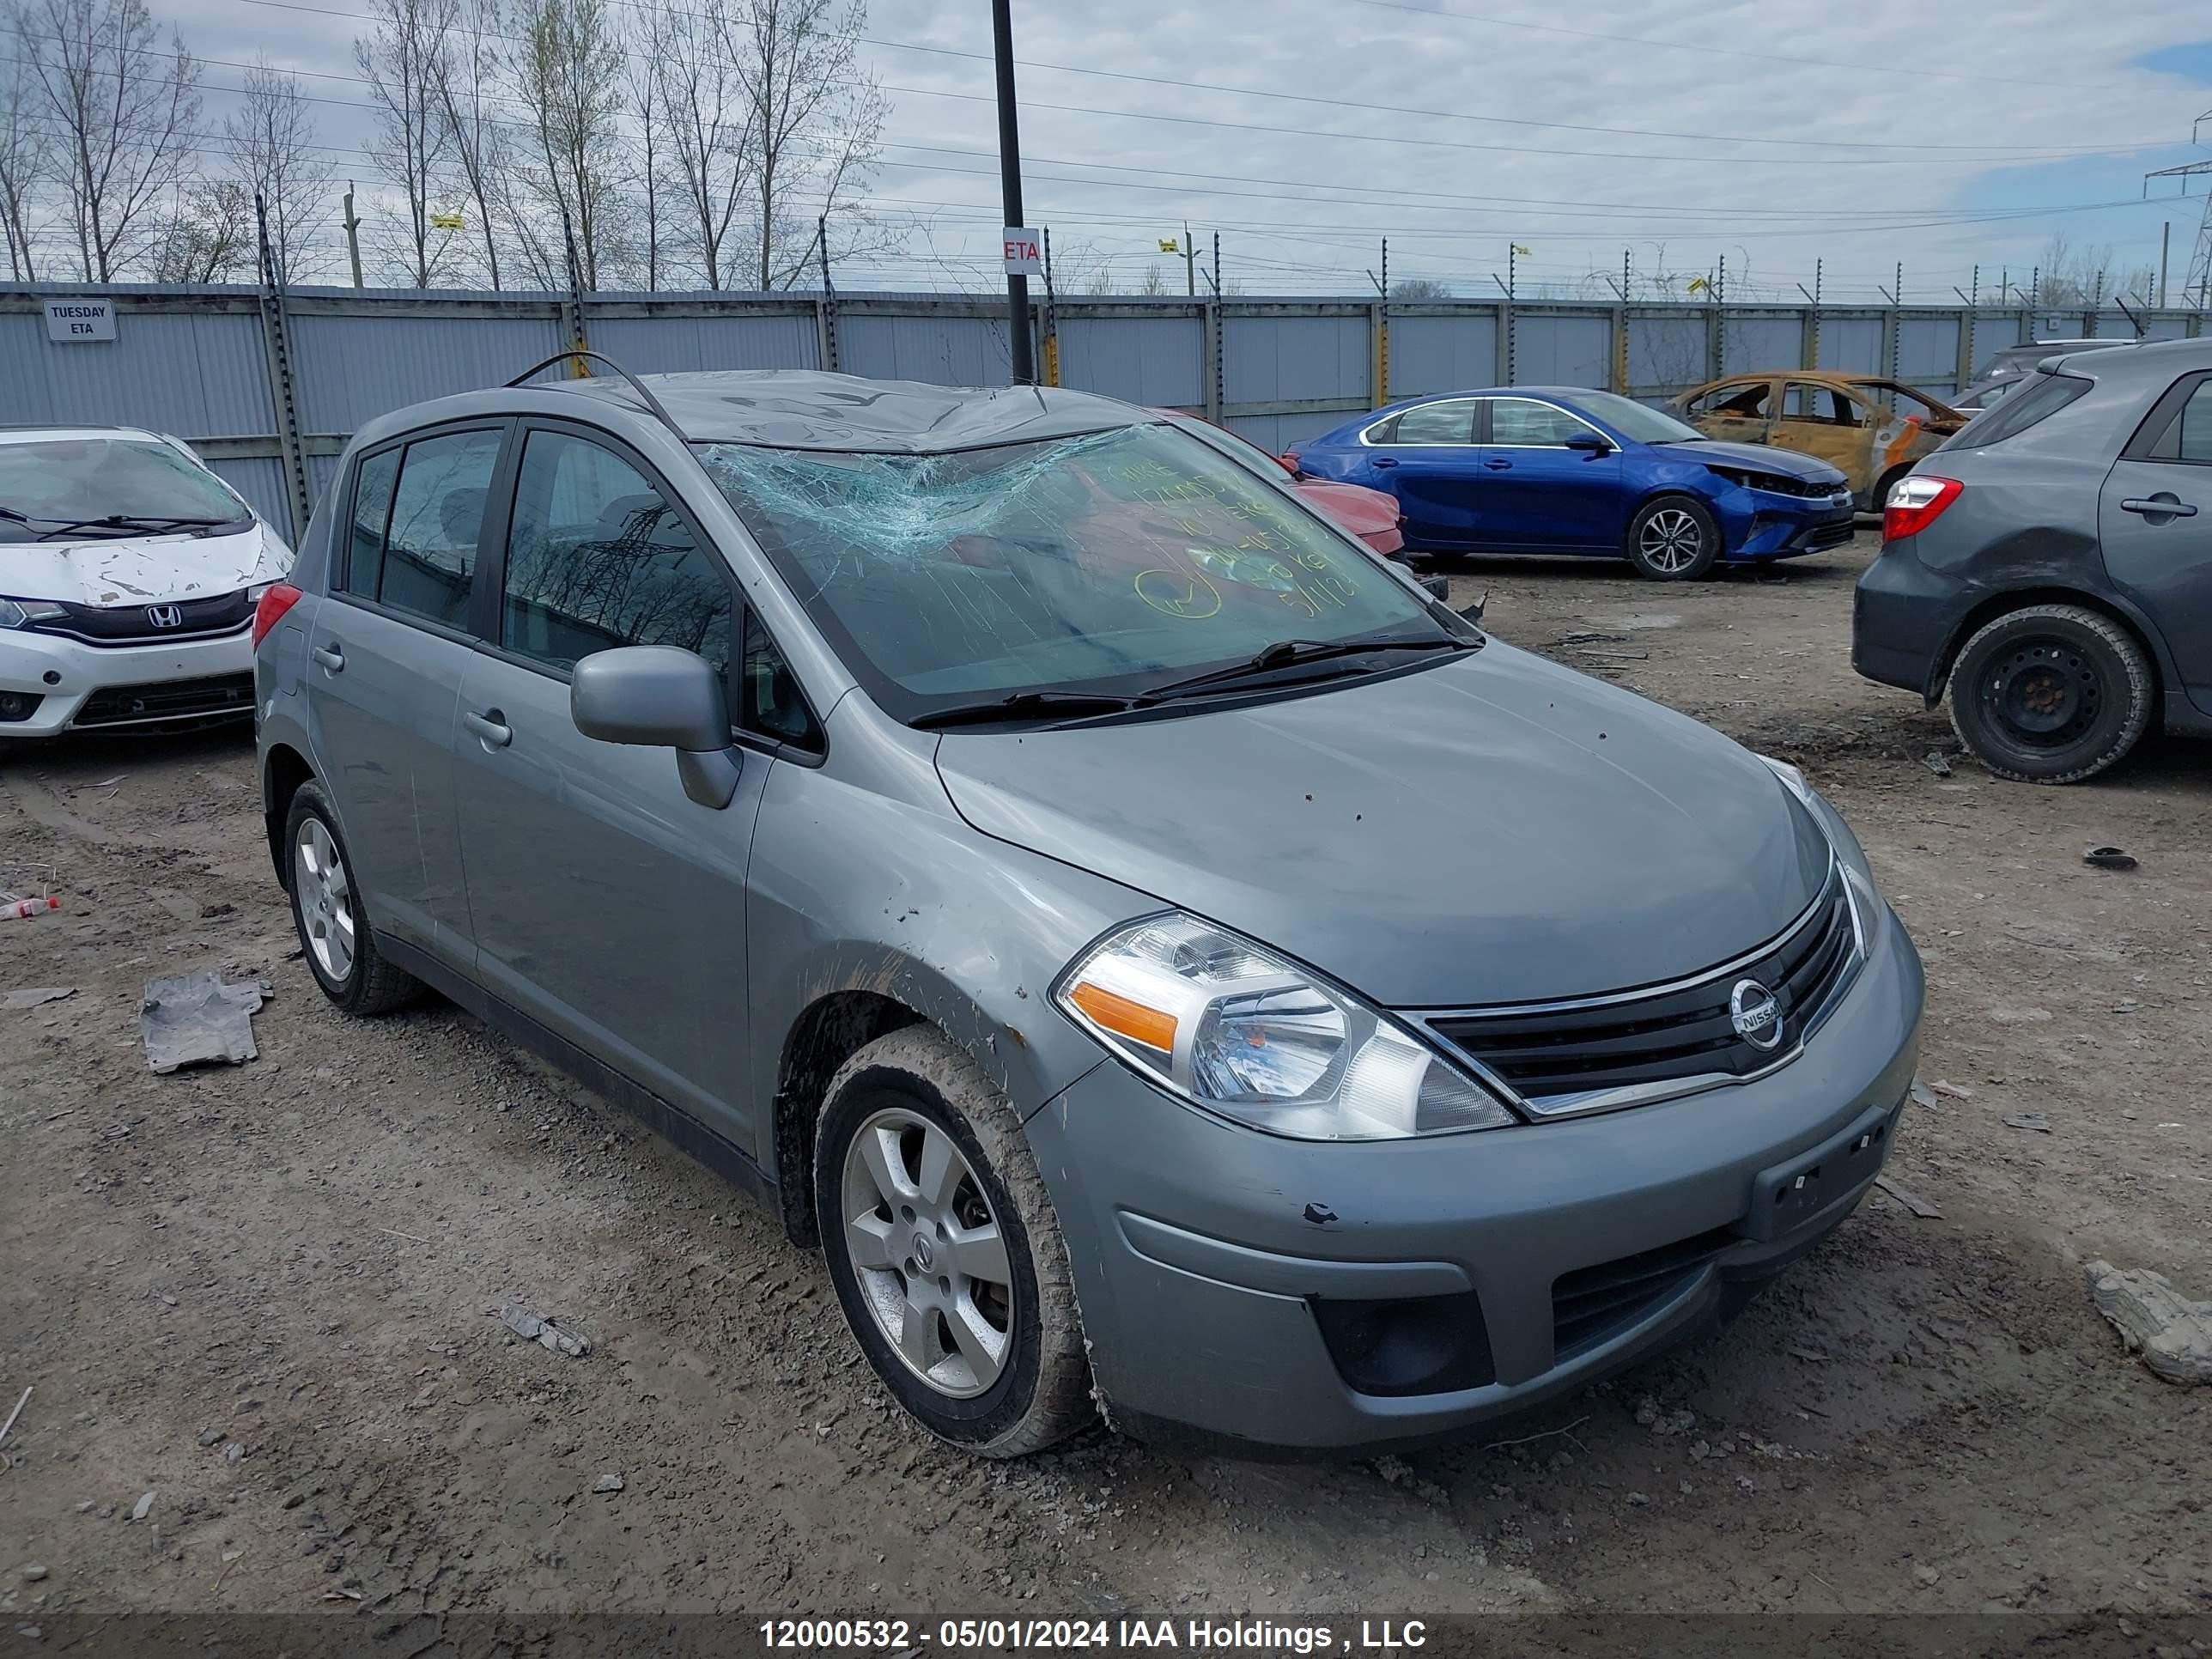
[2142,379,2212,465]
[1784,384,1859,425]
[348,429,502,629]
[1940,372,2089,451]
[1389,402,1476,445]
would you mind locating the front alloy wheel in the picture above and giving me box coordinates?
[1626,496,1720,580]
[840,1106,1016,1398]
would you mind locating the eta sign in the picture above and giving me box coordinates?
[1000,228,1042,277]
[44,299,117,343]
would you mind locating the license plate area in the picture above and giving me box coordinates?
[1740,1103,1895,1243]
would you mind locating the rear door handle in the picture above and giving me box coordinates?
[2120,495,2198,519]
[1370,457,1398,469]
[463,709,512,749]
[310,644,344,672]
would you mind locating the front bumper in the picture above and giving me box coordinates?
[1724,494,1856,562]
[0,627,255,738]
[1025,910,1923,1453]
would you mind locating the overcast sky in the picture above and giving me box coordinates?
[157,0,2212,299]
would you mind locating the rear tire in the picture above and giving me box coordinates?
[1625,495,1721,580]
[815,1026,1094,1457]
[284,781,422,1013]
[1946,605,2154,784]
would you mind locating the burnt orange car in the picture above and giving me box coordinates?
[1669,372,1969,513]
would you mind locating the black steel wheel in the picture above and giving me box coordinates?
[1947,605,2154,784]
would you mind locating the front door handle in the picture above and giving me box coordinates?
[1370,456,1398,469]
[1483,458,1513,471]
[463,708,512,748]
[310,644,344,672]
[2121,495,2198,520]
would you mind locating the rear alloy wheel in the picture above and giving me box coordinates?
[1625,495,1721,580]
[1947,605,2154,784]
[284,781,422,1014]
[815,1027,1094,1455]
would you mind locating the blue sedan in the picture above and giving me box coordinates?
[1287,387,1855,580]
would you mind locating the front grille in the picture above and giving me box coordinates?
[1428,866,1856,1111]
[1802,520,1856,550]
[73,672,254,728]
[1552,1225,1735,1358]
[31,589,252,647]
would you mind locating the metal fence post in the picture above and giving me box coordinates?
[1204,299,1223,424]
[253,195,313,544]
[1370,300,1389,408]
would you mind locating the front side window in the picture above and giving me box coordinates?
[695,422,1447,721]
[1488,398,1589,447]
[2144,379,2212,464]
[1692,382,1771,420]
[370,429,502,630]
[500,429,732,676]
[0,436,252,543]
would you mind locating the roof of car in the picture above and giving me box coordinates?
[561,368,1154,453]
[0,423,165,446]
[2032,332,2212,383]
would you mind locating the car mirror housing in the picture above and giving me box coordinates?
[1565,432,1613,455]
[571,645,742,809]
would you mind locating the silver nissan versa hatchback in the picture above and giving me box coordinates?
[252,361,1924,1456]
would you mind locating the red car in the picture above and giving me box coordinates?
[1155,411,1406,558]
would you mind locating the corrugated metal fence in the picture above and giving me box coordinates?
[3,282,2203,540]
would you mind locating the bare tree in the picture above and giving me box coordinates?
[434,0,507,287]
[725,0,888,289]
[2036,233,2154,309]
[510,0,626,289]
[15,0,201,279]
[0,24,53,280]
[623,0,665,289]
[222,59,332,283]
[1391,276,1450,301]
[654,0,751,289]
[356,0,459,287]
[146,174,251,282]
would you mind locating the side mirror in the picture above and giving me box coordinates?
[1418,573,1450,601]
[1565,432,1613,455]
[571,645,741,810]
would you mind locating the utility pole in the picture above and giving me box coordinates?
[1182,221,1194,297]
[2160,222,2171,308]
[991,0,1036,383]
[1212,231,1221,299]
[343,183,363,289]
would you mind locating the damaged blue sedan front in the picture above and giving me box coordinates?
[1291,387,1855,580]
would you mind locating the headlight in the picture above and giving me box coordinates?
[1054,913,1516,1139]
[0,598,66,629]
[1759,754,1880,951]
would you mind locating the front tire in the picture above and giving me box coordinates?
[1947,605,2154,784]
[814,1026,1094,1456]
[1625,495,1721,580]
[284,781,421,1013]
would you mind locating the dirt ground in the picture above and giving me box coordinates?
[3,533,2208,1638]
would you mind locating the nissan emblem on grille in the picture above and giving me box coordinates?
[145,604,184,629]
[1729,978,1784,1052]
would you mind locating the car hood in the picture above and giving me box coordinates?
[1666,440,1847,486]
[0,525,288,606]
[933,642,1833,1008]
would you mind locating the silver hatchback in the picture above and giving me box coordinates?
[254,361,1923,1456]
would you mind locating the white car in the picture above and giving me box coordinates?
[0,426,293,739]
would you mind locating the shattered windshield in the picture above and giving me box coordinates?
[0,437,252,543]
[695,422,1443,720]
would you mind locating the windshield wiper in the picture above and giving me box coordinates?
[33,514,234,541]
[907,690,1139,730]
[1135,635,1466,705]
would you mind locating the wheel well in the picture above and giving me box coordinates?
[773,990,922,1247]
[1930,588,2164,713]
[263,744,314,889]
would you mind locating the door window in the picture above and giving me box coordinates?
[2144,380,2212,464]
[359,429,502,629]
[1784,384,1862,426]
[740,611,821,750]
[1488,398,1590,447]
[1388,401,1477,445]
[1690,383,1771,420]
[345,447,400,600]
[501,429,734,677]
